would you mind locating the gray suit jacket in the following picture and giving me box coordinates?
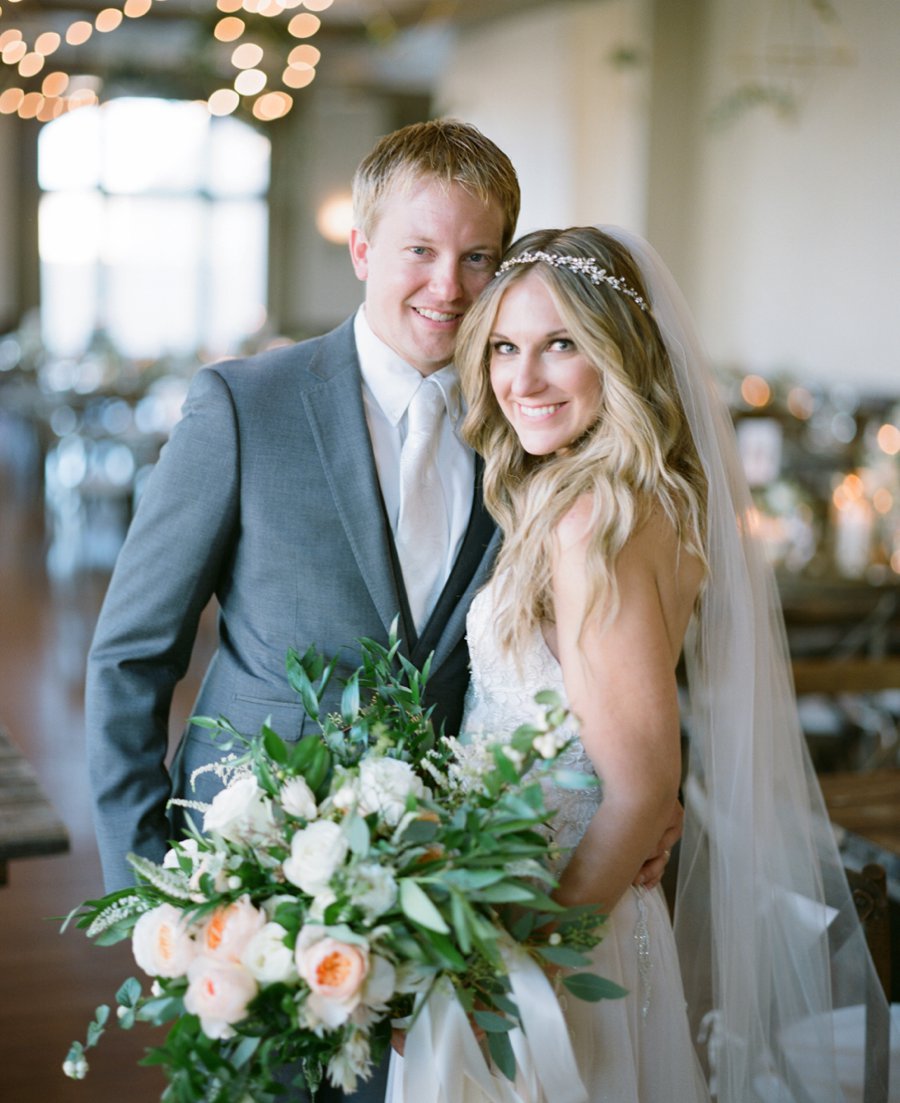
[86,317,499,892]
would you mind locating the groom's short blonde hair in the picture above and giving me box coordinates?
[352,118,520,249]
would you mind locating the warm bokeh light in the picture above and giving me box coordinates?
[96,8,125,32]
[289,43,320,66]
[215,16,245,41]
[288,12,320,36]
[234,68,267,95]
[876,423,900,456]
[252,91,292,121]
[282,64,315,89]
[786,386,814,420]
[873,488,893,515]
[124,0,153,17]
[740,374,771,408]
[35,32,62,56]
[42,71,70,97]
[66,21,94,46]
[2,39,27,64]
[0,87,24,114]
[259,0,285,15]
[891,550,900,575]
[0,31,23,51]
[37,97,65,122]
[242,0,264,11]
[315,192,354,244]
[19,53,45,79]
[217,0,243,11]
[232,43,264,69]
[208,88,240,116]
[18,91,43,119]
[302,0,333,10]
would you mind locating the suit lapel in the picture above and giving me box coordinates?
[301,322,405,639]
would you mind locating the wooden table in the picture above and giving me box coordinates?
[819,768,900,902]
[0,727,69,884]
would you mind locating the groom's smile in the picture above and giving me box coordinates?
[349,176,504,377]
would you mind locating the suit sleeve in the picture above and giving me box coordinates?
[85,367,239,891]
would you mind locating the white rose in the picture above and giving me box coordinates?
[283,820,348,895]
[357,757,427,826]
[184,956,258,1039]
[280,776,318,820]
[203,776,276,845]
[240,921,297,984]
[132,903,198,979]
[350,863,397,922]
[162,838,200,870]
[197,895,266,963]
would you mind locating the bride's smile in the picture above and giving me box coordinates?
[488,271,602,455]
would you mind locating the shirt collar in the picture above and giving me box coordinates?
[354,307,463,428]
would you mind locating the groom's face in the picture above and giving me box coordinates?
[349,175,505,377]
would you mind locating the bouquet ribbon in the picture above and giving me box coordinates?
[392,947,588,1103]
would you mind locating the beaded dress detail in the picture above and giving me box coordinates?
[457,582,711,1103]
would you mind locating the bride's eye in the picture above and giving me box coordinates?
[550,338,575,352]
[491,340,517,356]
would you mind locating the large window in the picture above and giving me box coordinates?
[38,97,270,359]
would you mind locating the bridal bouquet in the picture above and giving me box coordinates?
[64,627,621,1102]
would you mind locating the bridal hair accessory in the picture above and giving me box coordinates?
[495,250,650,313]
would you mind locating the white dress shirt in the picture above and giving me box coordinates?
[354,307,475,599]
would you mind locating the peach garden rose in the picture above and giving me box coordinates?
[295,926,369,1029]
[131,903,198,979]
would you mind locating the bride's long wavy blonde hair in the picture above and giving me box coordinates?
[456,227,708,658]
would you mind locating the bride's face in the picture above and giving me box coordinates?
[489,272,602,455]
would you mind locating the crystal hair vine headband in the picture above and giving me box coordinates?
[495,251,650,313]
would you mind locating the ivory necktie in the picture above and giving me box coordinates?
[395,379,449,633]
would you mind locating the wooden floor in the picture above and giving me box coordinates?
[0,457,213,1102]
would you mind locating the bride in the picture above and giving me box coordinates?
[388,227,893,1102]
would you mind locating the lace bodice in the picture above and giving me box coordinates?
[461,583,602,860]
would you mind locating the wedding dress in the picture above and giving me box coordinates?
[386,579,711,1103]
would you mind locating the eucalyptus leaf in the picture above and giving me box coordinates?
[535,944,591,968]
[486,1030,517,1081]
[472,1009,514,1033]
[399,879,449,934]
[562,973,628,1002]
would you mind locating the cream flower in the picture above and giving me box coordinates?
[203,776,277,845]
[327,1029,371,1093]
[280,776,318,820]
[184,956,258,1040]
[283,820,348,895]
[198,895,266,963]
[356,757,427,826]
[240,921,297,985]
[295,926,369,1029]
[350,862,397,922]
[131,903,198,979]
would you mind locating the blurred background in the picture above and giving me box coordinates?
[0,0,898,1098]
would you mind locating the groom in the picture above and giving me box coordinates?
[86,118,517,894]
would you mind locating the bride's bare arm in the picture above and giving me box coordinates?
[550,501,701,914]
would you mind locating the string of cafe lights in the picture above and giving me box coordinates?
[0,0,333,123]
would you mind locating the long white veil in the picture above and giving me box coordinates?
[605,227,895,1102]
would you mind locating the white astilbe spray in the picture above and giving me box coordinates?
[85,894,154,939]
[127,854,195,901]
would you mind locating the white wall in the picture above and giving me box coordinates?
[437,0,653,237]
[691,0,900,391]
